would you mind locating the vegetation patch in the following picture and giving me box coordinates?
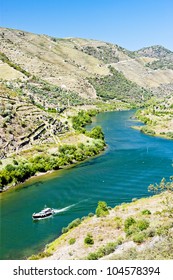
[87,238,123,260]
[0,139,105,190]
[88,66,152,105]
[71,109,98,132]
[95,201,109,217]
[134,98,173,139]
[0,51,31,77]
[84,233,94,245]
[28,251,52,260]
[141,209,151,215]
[141,126,156,136]
[110,231,173,260]
[62,218,81,234]
[132,232,146,244]
[124,216,150,237]
[82,45,119,64]
[68,238,76,245]
[146,59,173,70]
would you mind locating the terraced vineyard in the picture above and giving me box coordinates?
[0,84,69,159]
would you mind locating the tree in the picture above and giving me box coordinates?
[87,126,105,140]
[96,201,109,217]
[148,177,173,194]
[148,177,173,215]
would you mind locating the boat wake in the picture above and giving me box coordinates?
[53,199,89,215]
[53,204,76,214]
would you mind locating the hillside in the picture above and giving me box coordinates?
[135,45,173,59]
[1,27,173,99]
[112,45,173,92]
[29,185,173,260]
[134,45,173,73]
[0,27,173,189]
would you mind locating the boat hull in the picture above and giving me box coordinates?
[32,208,55,220]
[32,212,53,220]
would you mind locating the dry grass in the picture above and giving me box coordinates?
[35,192,173,260]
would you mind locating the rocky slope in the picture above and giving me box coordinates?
[29,189,173,260]
[1,27,173,99]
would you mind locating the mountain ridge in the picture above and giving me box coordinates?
[135,45,173,58]
[1,27,173,96]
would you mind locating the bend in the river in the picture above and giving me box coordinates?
[0,110,173,259]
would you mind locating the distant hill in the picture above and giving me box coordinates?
[0,27,173,100]
[135,45,173,71]
[135,45,173,59]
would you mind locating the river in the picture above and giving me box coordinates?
[0,110,173,259]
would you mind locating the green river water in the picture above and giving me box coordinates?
[0,110,173,259]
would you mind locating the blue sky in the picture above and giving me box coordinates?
[0,0,173,51]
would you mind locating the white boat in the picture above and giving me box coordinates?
[32,207,55,220]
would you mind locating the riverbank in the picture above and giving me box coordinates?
[0,135,106,193]
[29,190,173,260]
[134,100,173,140]
[132,125,173,140]
[1,143,107,194]
[0,103,131,193]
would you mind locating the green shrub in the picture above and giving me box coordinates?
[136,219,150,231]
[68,218,81,230]
[84,233,94,245]
[62,227,68,234]
[124,217,149,235]
[62,218,81,234]
[141,126,155,136]
[5,164,16,172]
[88,212,94,217]
[28,251,52,260]
[166,132,173,139]
[13,159,18,165]
[28,254,40,260]
[156,225,169,236]
[82,45,119,64]
[124,217,136,232]
[101,242,117,255]
[125,224,139,236]
[87,252,99,260]
[86,238,123,260]
[146,228,156,237]
[96,201,109,217]
[133,232,146,244]
[114,216,123,229]
[72,111,91,131]
[68,218,81,229]
[86,126,105,140]
[141,209,151,215]
[69,238,76,245]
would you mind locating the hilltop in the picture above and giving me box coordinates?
[135,45,173,59]
[1,27,173,97]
